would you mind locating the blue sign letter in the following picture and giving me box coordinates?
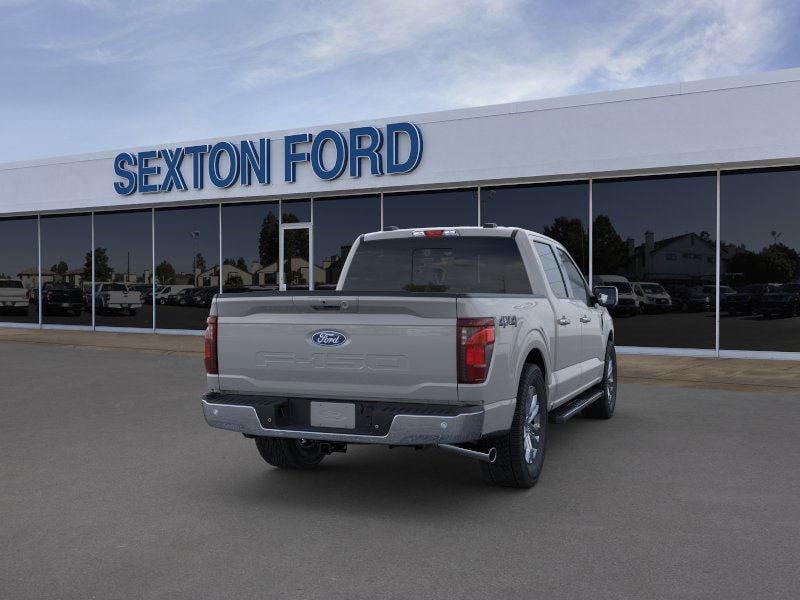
[284,133,311,183]
[113,152,137,195]
[386,122,423,175]
[137,150,161,194]
[184,145,210,190]
[311,130,347,181]
[240,139,270,186]
[209,142,240,188]
[349,127,383,177]
[159,148,187,192]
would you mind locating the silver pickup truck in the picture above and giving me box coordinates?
[202,226,619,488]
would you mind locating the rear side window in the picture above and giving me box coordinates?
[533,241,568,299]
[0,280,23,288]
[558,248,590,305]
[342,237,531,294]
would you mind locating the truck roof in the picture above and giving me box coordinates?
[362,225,563,247]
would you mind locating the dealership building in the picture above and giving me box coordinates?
[1,68,799,359]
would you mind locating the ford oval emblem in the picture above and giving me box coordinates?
[310,330,349,347]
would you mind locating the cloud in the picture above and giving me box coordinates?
[233,0,520,88]
[19,0,787,100]
[0,0,794,162]
[428,0,786,107]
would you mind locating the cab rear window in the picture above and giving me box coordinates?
[342,237,531,294]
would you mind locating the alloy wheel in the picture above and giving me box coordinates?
[605,356,617,409]
[523,387,543,464]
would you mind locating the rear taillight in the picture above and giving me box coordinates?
[457,317,495,384]
[204,315,218,374]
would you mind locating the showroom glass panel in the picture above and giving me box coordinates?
[93,210,153,329]
[40,213,92,326]
[482,182,589,275]
[313,195,381,289]
[0,217,39,324]
[593,173,717,349]
[154,205,219,330]
[383,189,478,229]
[721,167,800,352]
[282,199,311,223]
[221,201,278,291]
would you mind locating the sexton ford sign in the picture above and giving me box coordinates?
[112,122,423,196]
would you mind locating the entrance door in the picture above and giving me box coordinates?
[279,223,313,291]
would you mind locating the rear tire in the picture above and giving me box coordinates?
[583,341,617,419]
[255,437,325,470]
[480,364,547,488]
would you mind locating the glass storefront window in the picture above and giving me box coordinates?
[221,201,279,291]
[7,168,799,355]
[593,174,717,349]
[0,217,39,324]
[282,199,311,223]
[383,189,478,229]
[154,205,219,330]
[313,195,380,290]
[721,167,800,352]
[93,210,153,329]
[40,214,92,326]
[481,182,589,275]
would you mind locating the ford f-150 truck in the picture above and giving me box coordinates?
[92,283,143,315]
[203,226,619,488]
[0,279,30,314]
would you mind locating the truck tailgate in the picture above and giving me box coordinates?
[216,294,458,403]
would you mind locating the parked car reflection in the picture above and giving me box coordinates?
[0,278,31,315]
[722,283,781,316]
[40,282,84,316]
[666,285,712,313]
[759,283,800,318]
[91,283,143,316]
[632,281,672,313]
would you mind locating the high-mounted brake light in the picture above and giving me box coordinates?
[204,315,218,374]
[457,317,495,384]
[411,229,459,238]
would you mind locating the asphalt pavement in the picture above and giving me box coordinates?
[1,343,798,599]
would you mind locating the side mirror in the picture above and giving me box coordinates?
[593,286,618,308]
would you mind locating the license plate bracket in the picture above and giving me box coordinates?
[310,401,355,429]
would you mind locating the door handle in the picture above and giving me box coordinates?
[558,316,571,326]
[580,315,592,323]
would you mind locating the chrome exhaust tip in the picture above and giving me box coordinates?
[437,443,497,463]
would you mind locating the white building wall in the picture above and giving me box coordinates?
[1,68,800,215]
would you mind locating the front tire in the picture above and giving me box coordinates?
[480,364,547,488]
[255,437,325,470]
[583,341,617,419]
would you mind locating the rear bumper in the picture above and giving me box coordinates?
[107,302,143,309]
[202,393,507,445]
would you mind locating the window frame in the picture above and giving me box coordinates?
[531,238,569,300]
[556,246,591,306]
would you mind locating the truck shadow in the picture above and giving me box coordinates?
[220,425,582,517]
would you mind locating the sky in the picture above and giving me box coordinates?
[1,0,799,163]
